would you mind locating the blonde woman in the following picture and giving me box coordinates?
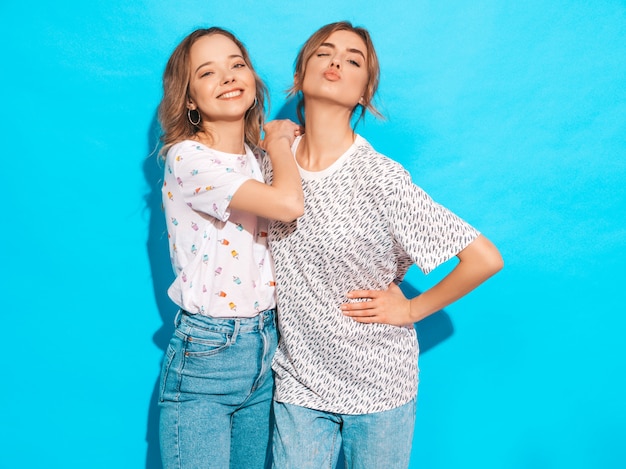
[263,21,503,468]
[157,27,303,468]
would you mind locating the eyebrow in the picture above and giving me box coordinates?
[319,42,366,60]
[194,54,245,73]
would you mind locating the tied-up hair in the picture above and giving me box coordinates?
[158,27,268,155]
[287,21,382,125]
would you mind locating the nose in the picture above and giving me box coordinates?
[222,72,235,85]
[330,55,340,69]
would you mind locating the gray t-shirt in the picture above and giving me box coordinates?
[264,135,479,414]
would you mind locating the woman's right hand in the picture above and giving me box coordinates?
[228,118,304,222]
[260,119,303,156]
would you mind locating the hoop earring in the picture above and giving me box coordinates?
[187,108,201,126]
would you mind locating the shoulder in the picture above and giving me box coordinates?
[164,140,204,168]
[351,135,411,184]
[166,140,211,161]
[166,141,228,175]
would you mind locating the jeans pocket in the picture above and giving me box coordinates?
[178,327,231,357]
[159,345,176,402]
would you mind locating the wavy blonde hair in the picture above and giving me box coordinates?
[288,21,382,125]
[158,28,268,155]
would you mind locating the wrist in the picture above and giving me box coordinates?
[408,296,425,323]
[408,298,415,323]
[266,138,291,154]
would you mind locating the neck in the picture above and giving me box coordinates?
[298,101,355,171]
[196,120,247,154]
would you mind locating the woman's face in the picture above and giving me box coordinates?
[187,33,256,124]
[300,30,369,110]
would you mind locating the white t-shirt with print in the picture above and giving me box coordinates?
[163,140,276,318]
[264,135,480,414]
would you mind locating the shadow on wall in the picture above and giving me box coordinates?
[143,110,177,469]
[141,100,455,468]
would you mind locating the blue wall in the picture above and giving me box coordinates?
[2,1,625,467]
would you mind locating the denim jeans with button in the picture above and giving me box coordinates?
[159,309,277,469]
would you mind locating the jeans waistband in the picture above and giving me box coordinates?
[176,308,276,333]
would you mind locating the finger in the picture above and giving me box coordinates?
[341,299,376,309]
[342,307,377,317]
[346,290,378,299]
[349,315,380,323]
[341,303,374,311]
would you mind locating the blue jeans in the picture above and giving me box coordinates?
[159,309,278,469]
[272,399,416,469]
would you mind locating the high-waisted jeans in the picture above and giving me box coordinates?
[159,309,277,469]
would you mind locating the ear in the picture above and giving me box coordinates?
[186,93,196,110]
[358,96,365,105]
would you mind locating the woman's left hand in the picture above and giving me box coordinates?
[341,282,413,327]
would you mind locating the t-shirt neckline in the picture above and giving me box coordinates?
[292,135,363,181]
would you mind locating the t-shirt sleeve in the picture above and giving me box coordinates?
[385,164,480,275]
[168,142,250,222]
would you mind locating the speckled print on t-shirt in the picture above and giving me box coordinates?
[263,135,479,414]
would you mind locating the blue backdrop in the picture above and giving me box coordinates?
[2,1,625,468]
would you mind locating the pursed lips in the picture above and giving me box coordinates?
[323,70,340,81]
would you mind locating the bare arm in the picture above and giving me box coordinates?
[341,235,504,326]
[228,119,304,222]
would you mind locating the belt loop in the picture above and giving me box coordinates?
[173,309,183,327]
[258,311,265,331]
[231,319,241,344]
